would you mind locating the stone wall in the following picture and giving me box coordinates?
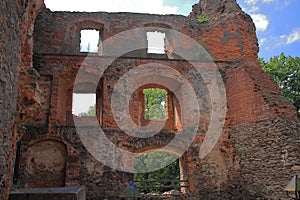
[229,118,300,199]
[0,0,44,199]
[15,53,213,198]
[0,2,20,199]
[1,0,299,199]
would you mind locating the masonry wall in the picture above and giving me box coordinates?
[0,1,44,199]
[33,3,259,62]
[9,0,300,199]
[16,53,213,198]
[0,2,20,199]
[229,118,300,199]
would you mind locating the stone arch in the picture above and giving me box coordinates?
[24,139,67,188]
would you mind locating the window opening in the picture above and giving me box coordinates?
[80,29,100,53]
[147,31,166,54]
[72,93,96,116]
[143,88,167,120]
[134,152,182,194]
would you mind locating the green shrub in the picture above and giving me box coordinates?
[197,14,208,23]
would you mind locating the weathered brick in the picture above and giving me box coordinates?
[1,0,299,200]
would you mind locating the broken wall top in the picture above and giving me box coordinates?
[34,0,258,61]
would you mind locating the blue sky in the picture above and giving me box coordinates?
[236,0,300,60]
[45,0,300,59]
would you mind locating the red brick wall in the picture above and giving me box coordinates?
[226,60,298,126]
[10,0,300,199]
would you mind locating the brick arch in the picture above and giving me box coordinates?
[72,82,99,93]
[24,139,67,188]
[144,23,173,29]
[138,83,170,91]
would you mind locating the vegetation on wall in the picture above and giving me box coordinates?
[196,14,208,23]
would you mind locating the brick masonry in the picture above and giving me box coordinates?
[0,2,20,199]
[0,0,299,199]
[0,1,44,199]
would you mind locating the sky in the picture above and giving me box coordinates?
[44,0,300,114]
[236,0,300,60]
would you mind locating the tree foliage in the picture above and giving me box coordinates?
[79,105,96,116]
[144,88,167,120]
[134,152,180,194]
[260,53,300,118]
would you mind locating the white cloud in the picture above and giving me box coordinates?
[262,0,275,3]
[244,0,258,5]
[259,38,267,45]
[244,0,276,4]
[248,5,260,13]
[251,14,269,32]
[44,0,178,14]
[259,28,300,50]
[280,28,300,44]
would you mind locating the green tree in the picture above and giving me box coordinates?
[260,53,300,118]
[79,105,96,116]
[134,152,180,194]
[144,88,167,120]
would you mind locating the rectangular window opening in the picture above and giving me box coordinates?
[143,88,167,120]
[147,31,166,54]
[72,93,96,116]
[80,29,100,53]
[133,152,184,195]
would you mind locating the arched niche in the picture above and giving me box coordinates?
[24,140,67,188]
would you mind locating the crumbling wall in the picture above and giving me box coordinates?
[17,53,212,198]
[0,2,20,199]
[7,0,300,199]
[0,0,44,199]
